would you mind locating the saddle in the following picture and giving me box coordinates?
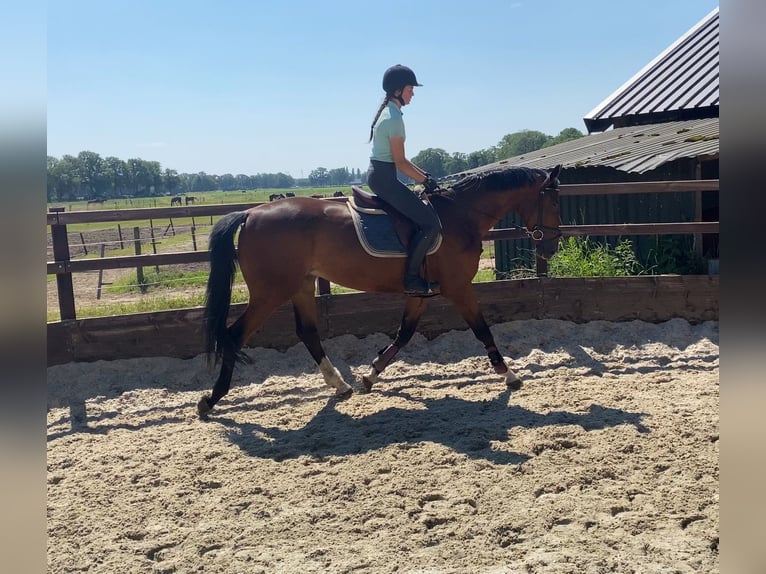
[347,186,442,258]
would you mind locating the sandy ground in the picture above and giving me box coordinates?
[47,318,719,574]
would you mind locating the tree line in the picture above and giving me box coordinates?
[411,128,584,179]
[47,128,583,202]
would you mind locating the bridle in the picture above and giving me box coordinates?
[528,175,562,243]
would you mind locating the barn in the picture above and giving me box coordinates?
[451,7,719,276]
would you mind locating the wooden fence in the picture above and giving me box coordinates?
[47,180,719,365]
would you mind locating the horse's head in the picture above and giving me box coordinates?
[526,164,562,260]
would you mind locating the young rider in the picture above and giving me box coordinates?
[367,64,440,297]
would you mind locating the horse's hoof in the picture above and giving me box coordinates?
[335,387,354,401]
[505,372,522,391]
[197,395,212,419]
[361,376,374,393]
[361,368,378,393]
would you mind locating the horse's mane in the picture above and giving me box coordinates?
[448,166,543,195]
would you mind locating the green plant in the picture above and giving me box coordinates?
[548,236,645,277]
[643,235,704,275]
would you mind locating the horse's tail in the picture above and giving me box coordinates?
[204,210,250,366]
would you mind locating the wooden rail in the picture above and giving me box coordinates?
[47,180,719,323]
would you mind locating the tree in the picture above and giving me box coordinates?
[218,173,236,191]
[445,152,468,176]
[308,167,329,186]
[544,127,585,148]
[48,154,81,201]
[103,156,128,196]
[163,169,181,195]
[411,148,450,179]
[328,167,350,186]
[495,130,551,160]
[465,148,497,169]
[77,151,107,198]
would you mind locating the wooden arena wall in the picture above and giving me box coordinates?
[47,275,718,366]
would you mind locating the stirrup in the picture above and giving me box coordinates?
[403,274,440,297]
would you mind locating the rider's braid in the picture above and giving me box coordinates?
[367,96,391,143]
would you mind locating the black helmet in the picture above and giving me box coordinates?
[382,65,422,95]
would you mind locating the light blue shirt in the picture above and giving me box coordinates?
[370,101,405,163]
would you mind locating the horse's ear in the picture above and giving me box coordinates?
[550,164,562,179]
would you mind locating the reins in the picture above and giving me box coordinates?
[427,171,561,243]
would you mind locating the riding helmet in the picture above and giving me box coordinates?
[382,65,422,94]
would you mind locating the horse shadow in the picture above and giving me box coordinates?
[214,387,650,466]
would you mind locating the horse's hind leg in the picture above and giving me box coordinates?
[198,296,285,418]
[291,277,353,398]
[362,296,429,392]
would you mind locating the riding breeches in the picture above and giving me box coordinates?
[367,160,440,238]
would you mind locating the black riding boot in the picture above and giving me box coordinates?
[403,229,440,297]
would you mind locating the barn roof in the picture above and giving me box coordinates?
[583,7,719,133]
[448,117,718,178]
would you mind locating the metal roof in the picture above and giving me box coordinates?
[447,117,719,178]
[584,7,719,133]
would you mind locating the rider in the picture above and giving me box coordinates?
[367,64,441,297]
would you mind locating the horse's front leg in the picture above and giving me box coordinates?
[362,296,429,392]
[446,286,521,390]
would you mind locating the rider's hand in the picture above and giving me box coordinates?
[422,174,439,193]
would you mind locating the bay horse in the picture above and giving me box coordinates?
[199,165,562,418]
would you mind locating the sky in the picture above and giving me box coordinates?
[47,0,720,178]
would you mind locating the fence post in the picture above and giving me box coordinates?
[191,224,197,251]
[96,243,106,300]
[316,277,331,296]
[49,207,77,320]
[535,256,548,277]
[117,223,124,249]
[134,227,146,293]
[79,232,88,256]
[149,218,159,273]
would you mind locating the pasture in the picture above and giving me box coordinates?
[47,318,719,573]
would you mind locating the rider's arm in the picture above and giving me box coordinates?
[390,136,428,184]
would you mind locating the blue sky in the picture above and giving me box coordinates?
[47,0,719,178]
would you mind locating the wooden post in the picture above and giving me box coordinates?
[134,227,146,293]
[96,244,106,300]
[317,277,331,296]
[149,219,159,273]
[694,161,703,259]
[164,218,175,237]
[79,232,88,256]
[117,223,124,249]
[49,207,76,320]
[191,224,197,251]
[536,256,548,278]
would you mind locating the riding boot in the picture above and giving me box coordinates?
[403,229,440,297]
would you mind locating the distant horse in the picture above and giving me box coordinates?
[185,196,197,205]
[170,196,182,206]
[269,193,286,201]
[86,198,106,207]
[199,165,562,418]
[285,192,296,197]
[333,190,345,197]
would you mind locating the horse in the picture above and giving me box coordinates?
[333,190,345,197]
[198,165,562,418]
[170,196,182,206]
[269,193,286,201]
[185,195,197,205]
[86,198,106,207]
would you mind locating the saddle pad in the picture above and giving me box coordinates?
[347,198,442,258]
